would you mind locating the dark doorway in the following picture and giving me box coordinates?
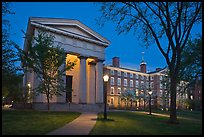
[66,75,73,103]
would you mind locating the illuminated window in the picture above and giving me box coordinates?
[135,89,139,96]
[118,98,121,105]
[111,97,114,105]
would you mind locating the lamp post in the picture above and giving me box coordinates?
[103,75,109,120]
[27,83,31,103]
[148,91,152,115]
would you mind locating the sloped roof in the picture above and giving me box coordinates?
[24,17,111,51]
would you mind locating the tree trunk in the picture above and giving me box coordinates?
[47,95,50,112]
[144,99,146,110]
[168,74,179,124]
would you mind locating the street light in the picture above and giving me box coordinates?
[148,91,153,115]
[103,74,109,120]
[27,83,31,103]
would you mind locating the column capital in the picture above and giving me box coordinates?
[78,55,88,60]
[95,58,105,63]
[88,61,97,66]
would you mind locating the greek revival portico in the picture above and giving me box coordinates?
[23,17,110,111]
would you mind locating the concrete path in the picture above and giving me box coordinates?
[47,112,98,135]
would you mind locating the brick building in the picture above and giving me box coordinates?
[104,57,170,110]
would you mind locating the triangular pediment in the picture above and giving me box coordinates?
[29,17,110,46]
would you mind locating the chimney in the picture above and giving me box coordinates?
[140,62,146,73]
[112,57,120,67]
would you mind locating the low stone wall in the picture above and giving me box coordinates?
[13,103,32,109]
[32,103,106,113]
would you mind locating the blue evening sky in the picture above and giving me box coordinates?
[8,2,202,72]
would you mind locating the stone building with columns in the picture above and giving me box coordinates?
[23,17,110,112]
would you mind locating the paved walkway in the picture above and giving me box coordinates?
[47,112,98,135]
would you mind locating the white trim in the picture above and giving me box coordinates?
[40,22,105,42]
[31,22,109,46]
[110,87,114,95]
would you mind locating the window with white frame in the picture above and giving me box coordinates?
[160,75,163,80]
[117,78,121,86]
[146,82,149,88]
[135,80,139,87]
[130,80,133,87]
[110,87,114,95]
[151,82,154,88]
[111,77,114,85]
[160,83,163,89]
[110,70,114,75]
[151,76,154,80]
[130,73,133,78]
[118,88,121,95]
[124,72,127,77]
[135,74,139,79]
[124,79,127,86]
[160,90,163,97]
[118,70,121,76]
[140,75,144,80]
[141,81,144,87]
[144,76,147,80]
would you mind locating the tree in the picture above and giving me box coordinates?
[17,30,76,111]
[96,2,202,124]
[179,36,202,83]
[2,2,22,103]
[120,89,136,109]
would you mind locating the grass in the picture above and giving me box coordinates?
[2,109,81,135]
[90,110,202,135]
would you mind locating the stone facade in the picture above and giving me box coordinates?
[23,17,110,112]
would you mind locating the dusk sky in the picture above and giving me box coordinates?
[8,2,202,72]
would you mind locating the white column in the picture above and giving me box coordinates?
[79,56,87,104]
[96,60,104,104]
[88,61,96,104]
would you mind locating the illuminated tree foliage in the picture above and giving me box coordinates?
[17,30,76,111]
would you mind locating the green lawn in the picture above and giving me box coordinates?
[2,109,81,135]
[90,110,202,135]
